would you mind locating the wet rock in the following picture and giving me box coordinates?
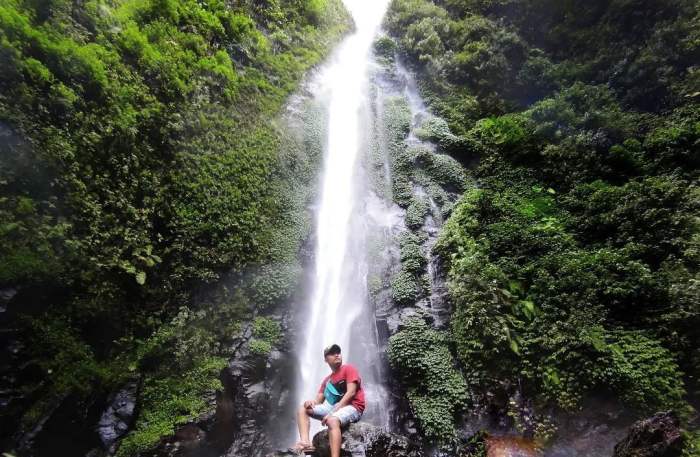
[0,287,17,312]
[224,418,270,456]
[158,424,208,457]
[15,394,67,452]
[153,317,298,457]
[310,422,424,457]
[97,381,138,452]
[612,411,683,457]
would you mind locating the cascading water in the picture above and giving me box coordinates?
[293,0,391,440]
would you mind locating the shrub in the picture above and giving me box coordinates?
[391,268,422,306]
[387,317,468,442]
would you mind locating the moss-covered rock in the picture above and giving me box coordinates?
[390,269,422,307]
[387,316,468,442]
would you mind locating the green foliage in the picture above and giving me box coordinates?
[472,114,529,150]
[115,357,225,457]
[382,96,413,207]
[684,429,700,457]
[1,0,350,292]
[405,196,430,230]
[399,231,427,274]
[434,182,690,413]
[24,317,117,398]
[253,317,282,345]
[564,177,698,265]
[112,301,248,455]
[412,145,468,192]
[0,0,351,447]
[388,0,699,424]
[461,431,488,457]
[416,117,467,153]
[604,330,688,413]
[249,339,273,356]
[387,317,468,442]
[390,268,422,306]
[373,35,397,62]
[249,316,282,356]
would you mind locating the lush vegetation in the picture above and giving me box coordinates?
[0,0,350,453]
[387,316,468,442]
[384,0,700,446]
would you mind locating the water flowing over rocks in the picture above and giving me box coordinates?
[612,412,683,457]
[98,381,139,452]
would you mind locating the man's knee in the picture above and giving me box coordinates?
[298,404,311,416]
[327,416,341,429]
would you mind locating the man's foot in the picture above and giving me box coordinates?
[290,441,315,454]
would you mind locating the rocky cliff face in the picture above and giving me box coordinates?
[613,412,684,457]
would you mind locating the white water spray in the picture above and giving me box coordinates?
[295,0,390,438]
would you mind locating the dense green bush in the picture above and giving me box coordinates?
[390,268,422,306]
[434,182,691,413]
[387,0,699,435]
[399,231,428,274]
[249,316,282,356]
[387,316,468,442]
[0,0,351,449]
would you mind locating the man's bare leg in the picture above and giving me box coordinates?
[296,405,312,446]
[327,417,341,457]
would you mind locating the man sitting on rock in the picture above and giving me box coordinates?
[293,344,365,456]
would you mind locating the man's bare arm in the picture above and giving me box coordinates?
[333,382,357,409]
[304,392,325,409]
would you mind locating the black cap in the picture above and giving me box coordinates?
[323,344,341,357]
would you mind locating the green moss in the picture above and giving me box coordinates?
[392,174,414,208]
[368,275,383,298]
[249,339,273,356]
[398,231,427,274]
[605,330,688,413]
[248,263,303,310]
[0,0,353,449]
[412,147,468,192]
[405,196,430,230]
[416,116,469,153]
[373,35,397,62]
[24,317,119,396]
[383,96,412,141]
[387,317,468,442]
[247,316,282,356]
[116,357,226,457]
[434,182,692,414]
[386,0,699,436]
[252,316,282,345]
[390,269,422,306]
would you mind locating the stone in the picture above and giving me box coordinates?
[612,411,683,457]
[310,422,424,457]
[97,382,138,452]
[0,286,18,312]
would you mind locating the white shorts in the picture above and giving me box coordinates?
[309,400,362,426]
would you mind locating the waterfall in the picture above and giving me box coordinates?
[293,0,391,439]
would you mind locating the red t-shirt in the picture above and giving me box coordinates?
[317,364,366,413]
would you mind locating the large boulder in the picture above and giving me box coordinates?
[612,411,684,457]
[310,422,424,457]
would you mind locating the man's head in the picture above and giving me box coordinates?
[323,344,342,370]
